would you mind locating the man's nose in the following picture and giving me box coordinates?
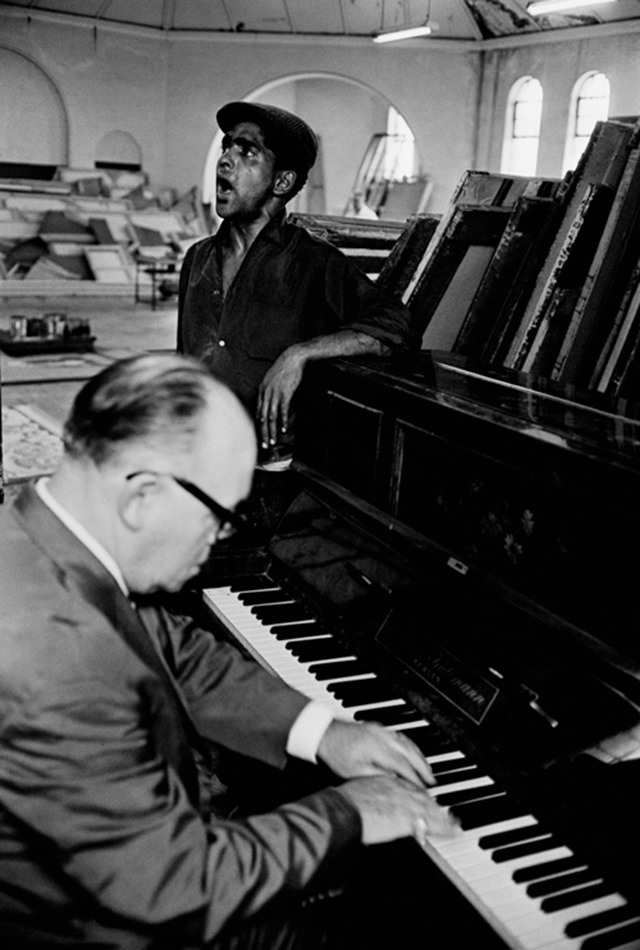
[218,148,234,171]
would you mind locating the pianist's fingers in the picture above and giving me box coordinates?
[316,720,435,788]
[335,775,459,845]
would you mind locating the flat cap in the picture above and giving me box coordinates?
[217,101,318,173]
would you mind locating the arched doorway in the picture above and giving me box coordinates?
[202,74,419,224]
[0,47,68,173]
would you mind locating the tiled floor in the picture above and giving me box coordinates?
[1,294,178,426]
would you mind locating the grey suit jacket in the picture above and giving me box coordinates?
[0,484,359,947]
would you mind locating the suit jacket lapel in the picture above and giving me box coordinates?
[12,485,201,803]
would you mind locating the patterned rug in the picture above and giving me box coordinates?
[1,403,63,485]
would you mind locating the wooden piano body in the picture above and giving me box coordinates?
[200,351,640,949]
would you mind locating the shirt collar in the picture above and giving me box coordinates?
[34,477,129,597]
[217,208,288,248]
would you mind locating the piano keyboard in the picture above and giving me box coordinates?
[203,578,640,950]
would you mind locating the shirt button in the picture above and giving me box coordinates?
[218,339,226,347]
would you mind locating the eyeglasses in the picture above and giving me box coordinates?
[127,471,250,535]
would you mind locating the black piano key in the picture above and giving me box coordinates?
[478,822,548,850]
[401,727,457,757]
[581,920,640,950]
[526,867,600,898]
[353,705,422,725]
[251,604,311,623]
[540,881,616,912]
[491,835,561,863]
[434,765,485,785]
[229,576,274,592]
[271,622,319,636]
[327,680,396,704]
[451,795,527,830]
[286,639,352,662]
[512,855,586,883]
[436,784,506,808]
[308,660,372,680]
[429,757,473,776]
[238,590,288,605]
[565,905,640,938]
[272,624,322,640]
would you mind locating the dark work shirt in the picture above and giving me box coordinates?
[177,211,414,411]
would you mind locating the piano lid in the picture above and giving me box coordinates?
[340,350,640,463]
[294,350,640,691]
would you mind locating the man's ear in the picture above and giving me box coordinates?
[118,472,159,531]
[273,169,297,197]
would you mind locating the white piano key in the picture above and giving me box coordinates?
[511,893,629,943]
[430,774,496,798]
[454,846,575,879]
[203,582,638,950]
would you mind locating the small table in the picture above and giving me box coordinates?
[0,331,96,357]
[135,258,179,310]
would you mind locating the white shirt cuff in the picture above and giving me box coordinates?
[286,701,336,763]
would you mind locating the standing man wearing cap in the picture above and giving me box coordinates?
[177,100,414,537]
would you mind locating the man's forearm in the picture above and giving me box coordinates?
[258,331,391,445]
[290,329,390,362]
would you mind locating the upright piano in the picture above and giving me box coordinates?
[200,350,640,950]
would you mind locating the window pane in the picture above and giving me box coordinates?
[501,77,542,176]
[565,72,610,173]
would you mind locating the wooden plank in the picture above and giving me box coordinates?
[517,183,614,376]
[288,212,403,280]
[289,212,403,248]
[376,213,440,298]
[85,245,135,283]
[401,170,560,309]
[38,210,95,243]
[404,205,511,348]
[421,244,499,351]
[504,120,637,370]
[0,356,3,505]
[603,283,640,401]
[551,136,640,386]
[454,196,559,359]
[593,257,640,394]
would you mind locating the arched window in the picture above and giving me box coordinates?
[383,106,415,180]
[562,72,610,174]
[501,77,543,177]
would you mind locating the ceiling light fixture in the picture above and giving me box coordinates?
[373,23,432,43]
[373,0,433,44]
[527,0,616,15]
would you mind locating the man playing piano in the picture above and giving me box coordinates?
[177,100,414,536]
[0,353,456,949]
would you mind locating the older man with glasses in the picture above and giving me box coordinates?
[0,353,455,950]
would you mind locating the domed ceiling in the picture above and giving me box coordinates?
[1,0,639,45]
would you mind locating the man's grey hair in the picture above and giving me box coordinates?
[63,353,215,465]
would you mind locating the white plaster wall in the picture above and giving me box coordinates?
[1,13,640,219]
[0,16,474,214]
[1,18,169,183]
[476,33,640,181]
[162,34,476,214]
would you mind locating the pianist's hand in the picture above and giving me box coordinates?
[317,720,435,789]
[336,774,459,844]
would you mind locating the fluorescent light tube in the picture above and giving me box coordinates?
[373,24,432,43]
[527,0,615,15]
